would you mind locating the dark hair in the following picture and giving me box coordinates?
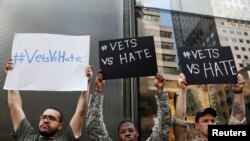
[118,119,137,131]
[46,107,64,123]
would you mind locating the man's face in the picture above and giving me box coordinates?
[195,113,216,137]
[118,122,139,141]
[38,109,63,137]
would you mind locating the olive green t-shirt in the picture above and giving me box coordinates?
[12,118,78,141]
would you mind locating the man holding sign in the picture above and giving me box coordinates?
[5,59,92,141]
[86,71,172,141]
[173,73,246,141]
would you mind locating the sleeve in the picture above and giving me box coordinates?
[173,116,190,141]
[146,91,172,141]
[11,118,38,140]
[59,125,79,141]
[86,93,112,141]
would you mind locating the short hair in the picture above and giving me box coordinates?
[46,107,64,123]
[118,119,137,131]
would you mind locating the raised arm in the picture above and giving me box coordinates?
[173,73,188,141]
[86,70,111,141]
[5,59,25,131]
[146,73,172,141]
[70,65,92,138]
[175,73,187,120]
[229,73,246,124]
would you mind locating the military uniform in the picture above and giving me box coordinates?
[86,91,172,141]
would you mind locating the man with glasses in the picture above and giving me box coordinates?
[5,59,92,141]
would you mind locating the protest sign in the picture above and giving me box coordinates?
[178,46,237,84]
[4,33,90,91]
[99,36,157,79]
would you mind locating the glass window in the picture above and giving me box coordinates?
[160,31,172,38]
[231,21,236,27]
[162,54,176,61]
[239,63,244,67]
[229,30,235,34]
[163,66,179,74]
[231,38,237,42]
[234,46,239,50]
[239,39,244,43]
[241,47,246,51]
[144,15,159,21]
[206,37,210,42]
[237,54,241,59]
[238,22,242,28]
[212,40,216,46]
[210,32,214,38]
[161,42,173,49]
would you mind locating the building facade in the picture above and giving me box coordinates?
[0,0,249,141]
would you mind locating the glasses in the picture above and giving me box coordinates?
[40,115,59,122]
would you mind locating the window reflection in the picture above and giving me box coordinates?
[136,3,250,141]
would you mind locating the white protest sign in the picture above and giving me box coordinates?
[4,33,90,91]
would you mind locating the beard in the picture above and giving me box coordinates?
[38,126,59,137]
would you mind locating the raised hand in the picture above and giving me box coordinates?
[5,59,13,73]
[95,70,105,94]
[232,73,245,94]
[85,65,93,83]
[178,73,187,89]
[154,73,165,92]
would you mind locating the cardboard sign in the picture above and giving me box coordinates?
[178,46,237,84]
[4,33,90,91]
[99,36,157,79]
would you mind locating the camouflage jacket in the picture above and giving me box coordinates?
[191,136,207,141]
[86,92,172,141]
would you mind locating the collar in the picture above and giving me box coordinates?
[194,136,207,141]
[39,135,56,140]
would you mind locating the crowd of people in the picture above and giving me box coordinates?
[4,59,247,141]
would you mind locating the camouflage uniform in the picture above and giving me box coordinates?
[86,92,172,141]
[173,113,247,141]
[191,136,206,141]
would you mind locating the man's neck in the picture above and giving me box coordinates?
[39,135,56,140]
